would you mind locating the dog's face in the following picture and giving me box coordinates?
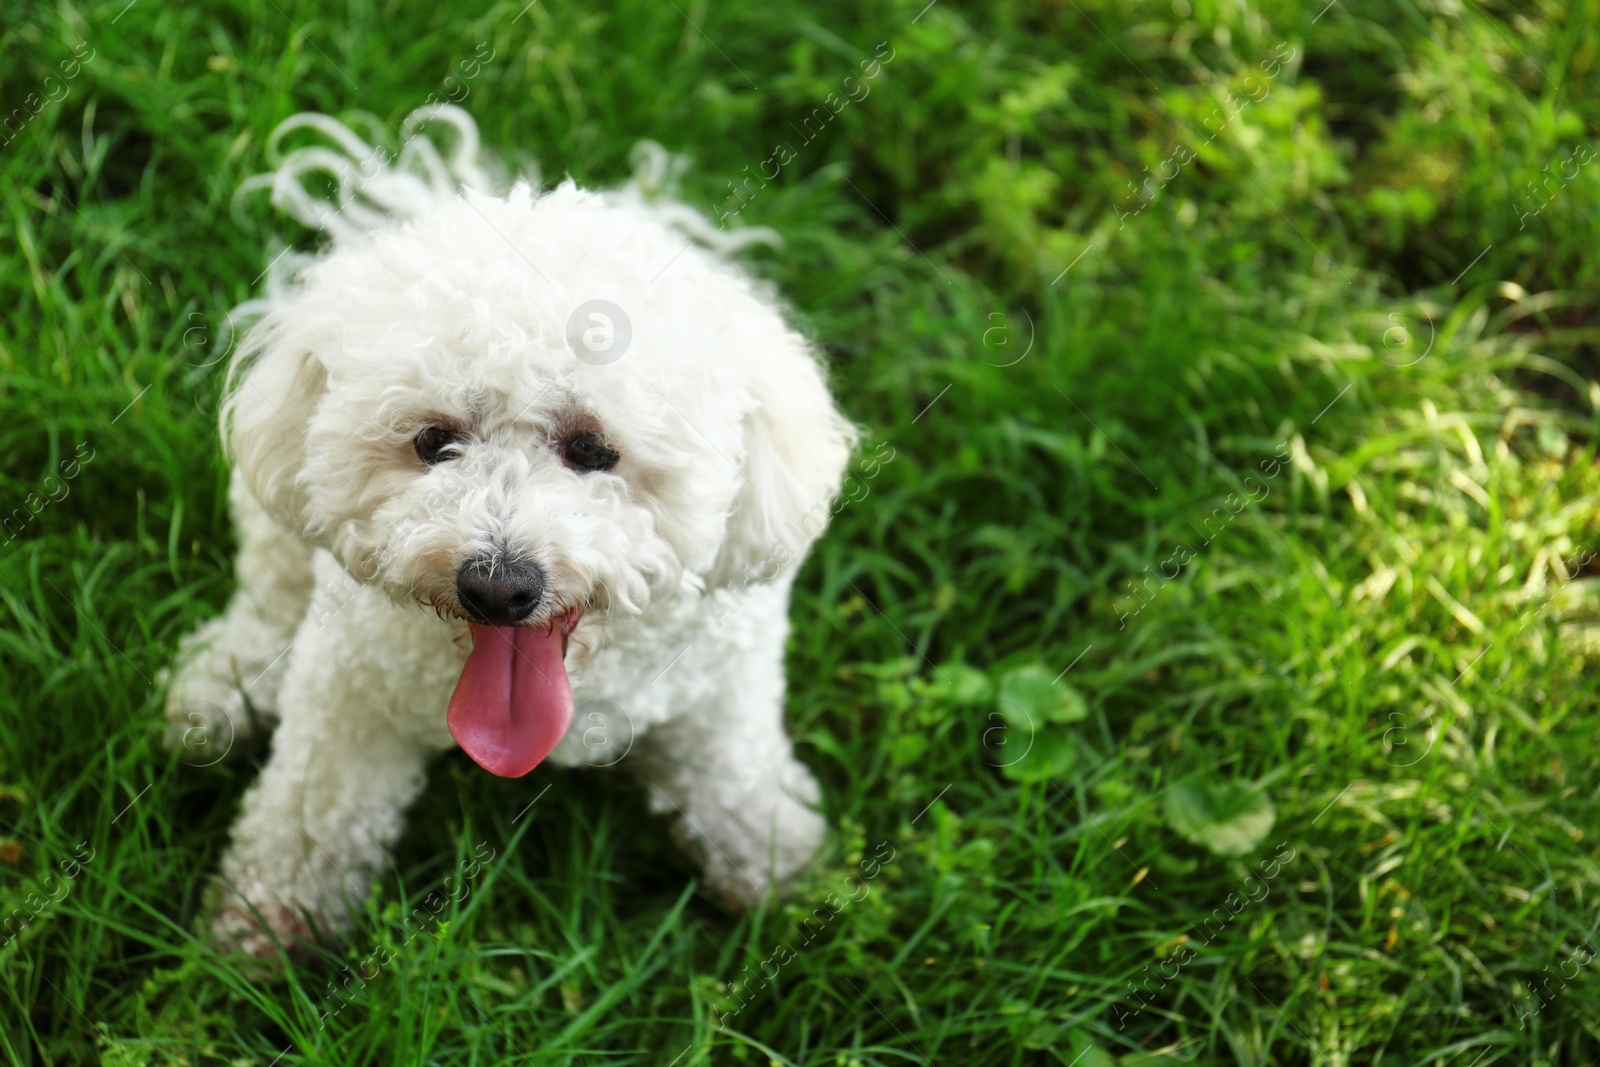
[225,182,854,642]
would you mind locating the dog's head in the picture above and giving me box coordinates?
[223,175,853,774]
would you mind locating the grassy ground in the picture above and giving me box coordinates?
[3,0,1600,1062]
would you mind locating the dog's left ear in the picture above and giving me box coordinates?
[709,329,857,586]
[221,318,329,534]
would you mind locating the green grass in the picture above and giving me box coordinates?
[4,0,1600,1062]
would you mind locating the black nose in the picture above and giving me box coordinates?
[456,556,544,626]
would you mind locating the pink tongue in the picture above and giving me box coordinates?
[448,622,573,778]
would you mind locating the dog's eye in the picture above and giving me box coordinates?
[563,431,619,473]
[414,426,464,466]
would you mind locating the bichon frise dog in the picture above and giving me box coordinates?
[164,106,855,955]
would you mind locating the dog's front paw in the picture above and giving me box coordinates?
[683,771,828,909]
[209,889,317,962]
[162,672,251,765]
[162,620,258,763]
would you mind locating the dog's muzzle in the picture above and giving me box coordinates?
[456,555,544,626]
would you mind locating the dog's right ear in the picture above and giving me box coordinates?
[221,322,327,533]
[705,325,856,587]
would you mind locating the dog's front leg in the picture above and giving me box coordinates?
[635,584,827,907]
[164,470,315,752]
[211,566,443,956]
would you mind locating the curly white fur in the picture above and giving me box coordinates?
[164,106,855,954]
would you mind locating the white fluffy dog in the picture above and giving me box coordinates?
[163,106,854,955]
